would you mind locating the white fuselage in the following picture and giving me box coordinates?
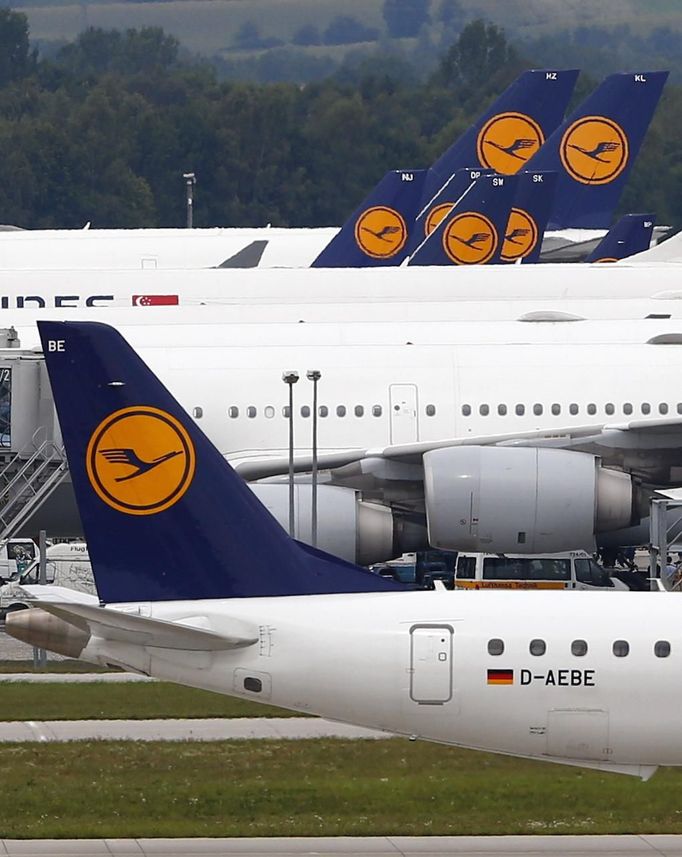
[85,589,677,778]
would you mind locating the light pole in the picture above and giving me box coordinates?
[307,370,321,547]
[183,172,196,228]
[282,370,299,536]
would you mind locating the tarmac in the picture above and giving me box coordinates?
[1,836,682,856]
[0,716,387,742]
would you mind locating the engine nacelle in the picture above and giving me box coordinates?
[250,484,425,566]
[423,446,636,554]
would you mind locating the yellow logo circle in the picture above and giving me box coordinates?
[477,112,544,174]
[86,406,196,516]
[560,116,629,185]
[424,203,454,237]
[354,206,407,259]
[501,207,539,262]
[442,212,498,265]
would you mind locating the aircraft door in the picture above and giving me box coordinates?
[390,384,419,444]
[546,709,610,761]
[410,625,453,704]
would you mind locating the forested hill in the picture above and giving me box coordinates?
[0,12,680,231]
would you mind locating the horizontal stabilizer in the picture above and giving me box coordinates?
[19,584,99,605]
[26,601,259,651]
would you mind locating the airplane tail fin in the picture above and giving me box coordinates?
[500,171,558,264]
[311,169,427,267]
[525,71,668,229]
[37,322,406,603]
[584,213,656,263]
[422,68,578,204]
[407,173,518,266]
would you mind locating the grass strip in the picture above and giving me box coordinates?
[0,659,112,673]
[0,682,297,720]
[0,738,679,838]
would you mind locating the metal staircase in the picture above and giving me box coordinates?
[0,428,69,540]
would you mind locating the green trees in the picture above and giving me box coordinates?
[0,20,678,230]
[382,0,431,38]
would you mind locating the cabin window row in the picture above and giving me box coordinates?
[192,405,439,420]
[487,638,671,658]
[462,402,679,418]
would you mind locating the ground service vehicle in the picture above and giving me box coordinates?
[454,551,627,590]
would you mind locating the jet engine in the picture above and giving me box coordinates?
[423,446,640,554]
[250,484,425,566]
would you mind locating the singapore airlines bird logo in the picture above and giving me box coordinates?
[485,137,537,161]
[566,140,620,163]
[99,448,182,482]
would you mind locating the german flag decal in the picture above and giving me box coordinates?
[487,669,514,685]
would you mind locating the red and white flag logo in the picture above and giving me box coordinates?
[132,295,179,307]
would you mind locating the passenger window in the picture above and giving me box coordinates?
[354,405,364,417]
[247,406,256,419]
[569,403,578,415]
[462,404,472,417]
[587,403,596,416]
[571,639,588,657]
[192,407,203,419]
[456,556,476,580]
[282,406,290,418]
[551,403,560,416]
[488,639,504,656]
[613,640,629,657]
[623,402,633,415]
[678,403,682,415]
[425,404,435,417]
[655,641,671,658]
[319,406,328,418]
[529,639,546,656]
[228,406,239,419]
[373,405,383,417]
[264,406,275,419]
[533,404,542,416]
[515,404,525,416]
[498,404,507,416]
[480,404,489,416]
[605,403,615,416]
[336,405,346,417]
[641,403,651,415]
[301,406,310,418]
[659,403,669,415]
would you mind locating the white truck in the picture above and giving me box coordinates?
[454,550,629,591]
[0,541,94,617]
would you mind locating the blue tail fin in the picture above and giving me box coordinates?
[524,71,668,229]
[584,213,656,263]
[421,68,578,209]
[406,167,493,256]
[311,169,427,267]
[37,322,406,602]
[407,173,518,266]
[500,171,558,264]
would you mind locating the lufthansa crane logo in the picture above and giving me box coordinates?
[442,212,498,265]
[424,203,454,236]
[560,116,629,185]
[354,206,407,259]
[86,406,196,515]
[476,113,544,174]
[501,208,539,262]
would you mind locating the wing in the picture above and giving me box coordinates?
[506,228,529,241]
[511,138,536,150]
[234,416,682,499]
[595,141,620,154]
[100,448,139,466]
[469,232,490,244]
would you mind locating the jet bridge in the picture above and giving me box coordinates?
[0,335,71,539]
